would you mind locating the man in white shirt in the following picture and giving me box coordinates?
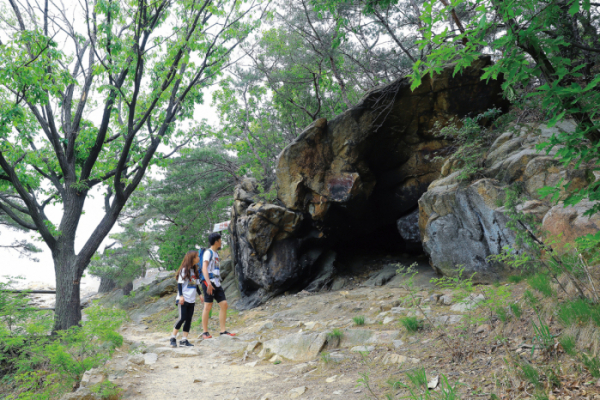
[201,232,236,339]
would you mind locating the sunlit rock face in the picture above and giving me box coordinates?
[230,56,509,308]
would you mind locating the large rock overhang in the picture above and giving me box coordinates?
[231,56,509,309]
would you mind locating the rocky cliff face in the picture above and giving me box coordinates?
[418,120,597,282]
[230,56,509,308]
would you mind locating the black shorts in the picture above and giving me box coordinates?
[202,282,226,303]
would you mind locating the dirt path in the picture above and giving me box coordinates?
[112,322,369,400]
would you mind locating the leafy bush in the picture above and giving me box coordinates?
[0,282,127,400]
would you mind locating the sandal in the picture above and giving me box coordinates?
[201,332,212,339]
[220,331,236,336]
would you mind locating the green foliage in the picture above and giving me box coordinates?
[411,0,600,217]
[528,273,554,297]
[507,274,528,284]
[510,303,522,319]
[559,335,577,356]
[432,108,507,181]
[518,363,540,388]
[400,316,423,332]
[352,316,365,326]
[558,298,600,327]
[90,381,122,400]
[320,351,331,364]
[327,328,344,346]
[0,279,126,399]
[532,313,555,354]
[90,146,237,275]
[581,353,600,378]
[397,369,462,400]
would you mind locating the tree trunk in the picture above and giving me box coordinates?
[98,277,117,293]
[122,281,134,296]
[53,251,83,332]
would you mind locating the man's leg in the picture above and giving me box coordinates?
[218,300,228,333]
[202,301,213,334]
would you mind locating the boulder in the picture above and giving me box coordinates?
[261,332,327,362]
[60,389,101,400]
[419,120,598,281]
[231,56,508,307]
[363,265,398,287]
[542,200,600,251]
[397,209,421,243]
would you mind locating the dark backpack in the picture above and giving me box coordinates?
[197,248,214,283]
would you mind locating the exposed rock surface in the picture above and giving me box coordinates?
[419,120,595,281]
[231,56,508,307]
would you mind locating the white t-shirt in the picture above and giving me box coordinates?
[203,249,221,287]
[176,270,199,303]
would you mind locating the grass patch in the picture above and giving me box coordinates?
[400,316,423,332]
[327,328,343,347]
[558,298,600,327]
[582,353,600,378]
[507,274,528,283]
[519,363,540,387]
[352,316,365,326]
[509,303,522,319]
[321,351,331,363]
[559,335,577,356]
[527,273,553,297]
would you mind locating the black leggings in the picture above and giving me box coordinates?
[174,301,195,332]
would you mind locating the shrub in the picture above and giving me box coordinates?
[0,285,126,400]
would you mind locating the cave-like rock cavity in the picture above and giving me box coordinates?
[230,56,509,309]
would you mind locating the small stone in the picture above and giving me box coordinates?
[289,386,307,398]
[392,340,404,348]
[351,346,375,352]
[174,365,179,369]
[383,316,395,325]
[193,378,202,383]
[475,324,491,334]
[326,375,338,383]
[333,390,343,395]
[269,355,283,363]
[129,355,145,365]
[440,295,453,305]
[428,375,439,389]
[261,394,273,400]
[245,361,258,368]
